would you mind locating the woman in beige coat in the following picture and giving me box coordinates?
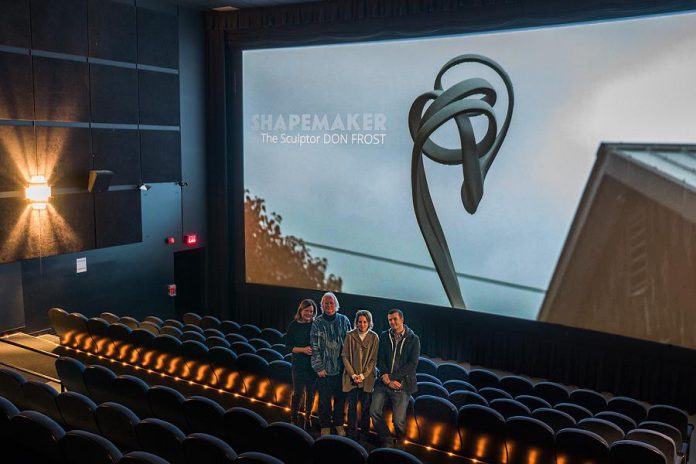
[342,309,379,441]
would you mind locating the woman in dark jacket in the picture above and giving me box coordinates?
[284,298,318,428]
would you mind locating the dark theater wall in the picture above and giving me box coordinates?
[0,0,206,332]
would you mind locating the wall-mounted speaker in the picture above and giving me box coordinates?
[88,169,113,193]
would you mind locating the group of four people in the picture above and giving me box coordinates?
[284,292,420,447]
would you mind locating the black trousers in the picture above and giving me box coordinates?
[317,374,346,428]
[346,387,371,436]
[291,364,316,419]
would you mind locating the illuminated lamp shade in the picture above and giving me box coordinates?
[25,175,51,210]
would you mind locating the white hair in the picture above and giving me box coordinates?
[320,292,340,311]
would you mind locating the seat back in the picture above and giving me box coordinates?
[182,432,237,464]
[236,353,270,399]
[96,402,141,452]
[118,317,140,330]
[555,402,593,422]
[499,375,534,397]
[160,326,183,338]
[135,418,187,464]
[118,451,171,464]
[10,410,66,463]
[220,320,241,334]
[139,322,161,336]
[435,363,469,382]
[239,324,262,340]
[569,388,607,414]
[595,411,637,434]
[83,365,119,406]
[416,373,441,385]
[514,394,551,412]
[143,316,163,326]
[264,422,314,464]
[183,396,226,439]
[231,341,257,355]
[478,387,512,402]
[147,385,188,432]
[610,439,667,464]
[468,369,500,389]
[256,348,284,363]
[99,312,120,324]
[505,416,555,464]
[443,379,475,393]
[182,313,202,326]
[533,381,569,406]
[223,407,268,454]
[208,347,240,392]
[626,429,677,464]
[639,421,683,449]
[56,391,99,434]
[60,429,123,464]
[162,319,184,330]
[647,405,689,440]
[113,375,151,418]
[249,338,273,350]
[259,328,284,345]
[413,381,449,399]
[577,418,625,444]
[457,404,507,463]
[608,396,648,424]
[268,360,293,406]
[489,398,531,419]
[312,435,369,464]
[22,380,62,422]
[181,330,206,343]
[416,357,438,376]
[555,428,610,464]
[449,390,488,409]
[48,307,72,340]
[0,367,27,406]
[413,395,459,450]
[200,316,222,330]
[532,407,576,432]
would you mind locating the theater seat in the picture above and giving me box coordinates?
[532,407,576,433]
[533,381,569,406]
[555,428,610,464]
[577,418,625,445]
[457,405,507,464]
[131,329,157,350]
[256,348,284,363]
[10,410,66,464]
[56,391,100,434]
[138,322,160,336]
[626,429,678,464]
[263,422,314,464]
[182,313,202,326]
[86,318,111,354]
[413,381,449,399]
[118,451,171,464]
[647,405,690,441]
[96,402,141,452]
[500,375,534,397]
[260,328,284,345]
[416,373,441,385]
[271,343,289,356]
[312,435,369,464]
[239,324,262,340]
[231,341,257,355]
[113,375,151,419]
[639,421,684,453]
[200,316,222,330]
[60,429,123,464]
[203,328,225,339]
[416,357,438,377]
[48,307,73,341]
[268,360,293,407]
[489,398,531,419]
[555,402,593,422]
[118,317,140,330]
[181,331,206,343]
[220,320,241,335]
[207,347,240,392]
[226,333,248,345]
[0,367,27,407]
[182,432,237,464]
[136,418,187,464]
[478,387,512,402]
[413,395,459,451]
[436,363,468,383]
[236,451,285,464]
[514,394,551,412]
[182,324,204,335]
[22,380,62,422]
[183,396,226,439]
[569,388,607,414]
[249,338,273,350]
[595,411,637,434]
[223,407,268,454]
[147,386,188,432]
[443,379,475,393]
[143,316,163,326]
[99,312,120,324]
[449,390,488,409]
[162,319,184,330]
[236,353,270,399]
[505,416,555,464]
[468,369,500,389]
[610,439,667,464]
[367,448,422,464]
[0,395,20,439]
[160,326,183,339]
[608,396,648,424]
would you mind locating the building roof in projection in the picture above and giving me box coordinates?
[538,142,696,326]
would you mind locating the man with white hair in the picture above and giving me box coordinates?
[310,292,352,436]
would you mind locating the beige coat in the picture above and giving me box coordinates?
[341,329,379,392]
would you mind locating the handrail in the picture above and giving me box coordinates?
[0,360,61,384]
[0,336,60,359]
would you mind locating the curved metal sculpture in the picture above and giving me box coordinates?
[409,54,514,309]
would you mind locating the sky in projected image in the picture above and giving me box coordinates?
[243,12,696,319]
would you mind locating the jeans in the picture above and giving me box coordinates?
[369,383,410,443]
[346,387,372,437]
[317,374,346,428]
[291,364,316,420]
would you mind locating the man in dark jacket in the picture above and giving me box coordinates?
[369,308,420,448]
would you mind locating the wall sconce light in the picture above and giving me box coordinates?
[25,175,51,210]
[139,184,152,191]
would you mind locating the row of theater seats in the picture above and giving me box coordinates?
[47,308,692,463]
[0,365,420,464]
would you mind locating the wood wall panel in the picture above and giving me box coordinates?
[0,52,34,120]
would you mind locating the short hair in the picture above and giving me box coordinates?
[294,299,317,321]
[354,310,373,330]
[387,308,404,320]
[320,292,340,312]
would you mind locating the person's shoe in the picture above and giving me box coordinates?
[335,426,347,437]
[320,427,331,436]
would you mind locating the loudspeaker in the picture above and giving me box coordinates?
[88,170,113,193]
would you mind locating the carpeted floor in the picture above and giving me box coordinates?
[0,333,61,389]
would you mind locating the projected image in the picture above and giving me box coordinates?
[243,12,696,345]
